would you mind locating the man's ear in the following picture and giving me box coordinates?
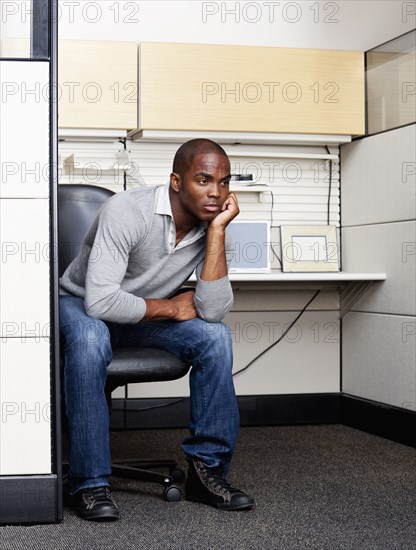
[170,172,182,193]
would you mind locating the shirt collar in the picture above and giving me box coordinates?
[154,183,172,216]
[154,183,208,231]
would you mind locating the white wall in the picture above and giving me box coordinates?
[341,124,416,411]
[1,1,414,51]
[57,1,416,51]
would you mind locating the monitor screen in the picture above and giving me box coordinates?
[227,221,271,272]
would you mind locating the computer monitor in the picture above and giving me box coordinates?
[227,220,271,273]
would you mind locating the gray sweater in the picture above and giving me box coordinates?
[59,184,234,324]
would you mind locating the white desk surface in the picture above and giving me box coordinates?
[188,272,387,283]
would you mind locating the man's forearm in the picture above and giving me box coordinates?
[200,227,228,281]
[142,298,178,321]
[143,290,197,322]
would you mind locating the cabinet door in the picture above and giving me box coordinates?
[58,40,137,130]
[139,42,364,136]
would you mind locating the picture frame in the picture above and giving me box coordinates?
[280,225,340,272]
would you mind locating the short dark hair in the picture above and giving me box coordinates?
[172,139,228,178]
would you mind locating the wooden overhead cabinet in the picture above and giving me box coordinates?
[58,40,137,130]
[138,42,365,136]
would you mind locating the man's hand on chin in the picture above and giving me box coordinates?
[209,192,240,231]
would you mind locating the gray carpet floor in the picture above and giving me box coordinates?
[0,424,415,550]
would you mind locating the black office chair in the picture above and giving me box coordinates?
[58,183,191,501]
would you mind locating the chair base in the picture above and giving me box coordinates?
[63,460,185,502]
[111,458,184,482]
[111,459,185,501]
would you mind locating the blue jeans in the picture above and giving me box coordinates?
[59,295,240,494]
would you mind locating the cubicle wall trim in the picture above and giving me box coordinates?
[109,393,416,449]
[0,0,62,526]
[0,58,50,62]
[352,121,416,142]
[32,0,50,59]
[0,475,59,526]
[49,0,63,523]
[109,393,341,430]
[364,37,369,137]
[341,394,416,448]
[363,28,415,139]
[365,28,416,53]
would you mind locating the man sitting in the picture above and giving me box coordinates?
[59,139,255,520]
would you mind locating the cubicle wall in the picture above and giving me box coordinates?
[0,0,61,524]
[341,124,416,410]
[0,61,50,461]
[58,139,341,418]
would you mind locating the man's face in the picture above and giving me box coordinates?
[174,152,231,222]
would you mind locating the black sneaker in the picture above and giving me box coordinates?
[74,486,119,521]
[185,458,254,511]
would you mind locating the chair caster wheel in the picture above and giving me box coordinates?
[163,485,182,502]
[170,468,185,482]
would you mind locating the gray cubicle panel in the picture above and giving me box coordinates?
[0,0,62,525]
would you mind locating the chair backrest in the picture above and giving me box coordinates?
[58,184,191,383]
[58,184,114,277]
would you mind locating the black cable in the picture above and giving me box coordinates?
[268,188,274,229]
[243,183,282,268]
[118,138,128,191]
[271,244,283,269]
[124,396,189,413]
[232,289,321,378]
[263,187,283,269]
[124,289,321,413]
[325,146,333,226]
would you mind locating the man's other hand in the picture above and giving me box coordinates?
[143,290,197,322]
[171,290,197,321]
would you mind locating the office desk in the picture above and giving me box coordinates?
[188,272,387,318]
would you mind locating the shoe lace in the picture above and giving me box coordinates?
[206,473,236,496]
[86,486,117,507]
[195,461,238,496]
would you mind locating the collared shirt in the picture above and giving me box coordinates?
[155,183,207,254]
[59,184,234,324]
